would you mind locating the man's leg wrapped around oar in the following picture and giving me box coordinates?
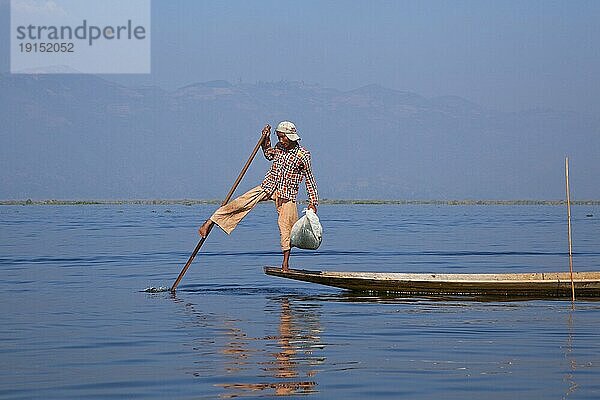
[199,185,269,237]
[198,187,298,270]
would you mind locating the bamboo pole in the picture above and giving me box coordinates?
[170,127,270,292]
[565,157,575,303]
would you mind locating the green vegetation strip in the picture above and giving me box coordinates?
[1,199,599,206]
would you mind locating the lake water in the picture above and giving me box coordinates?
[1,203,599,399]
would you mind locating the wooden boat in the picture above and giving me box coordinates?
[264,267,600,297]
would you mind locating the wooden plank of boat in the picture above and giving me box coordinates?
[264,267,600,297]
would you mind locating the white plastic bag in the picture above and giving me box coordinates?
[290,209,323,250]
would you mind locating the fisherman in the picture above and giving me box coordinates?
[198,121,319,271]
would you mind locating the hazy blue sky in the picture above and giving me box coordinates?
[2,0,599,113]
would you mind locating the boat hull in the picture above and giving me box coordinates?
[264,267,600,297]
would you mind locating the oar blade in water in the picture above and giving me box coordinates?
[143,286,170,293]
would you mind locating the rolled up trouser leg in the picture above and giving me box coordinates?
[275,198,298,251]
[210,186,269,234]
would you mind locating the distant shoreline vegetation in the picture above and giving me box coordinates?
[1,199,599,206]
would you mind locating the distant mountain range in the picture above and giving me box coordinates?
[1,74,598,199]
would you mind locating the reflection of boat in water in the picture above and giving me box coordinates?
[264,267,600,297]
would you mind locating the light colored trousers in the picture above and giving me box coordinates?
[209,186,298,251]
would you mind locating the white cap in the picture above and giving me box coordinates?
[276,121,300,141]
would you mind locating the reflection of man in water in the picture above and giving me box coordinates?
[274,298,298,379]
[216,297,322,397]
[270,297,322,394]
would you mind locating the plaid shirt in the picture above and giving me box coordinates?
[261,142,319,206]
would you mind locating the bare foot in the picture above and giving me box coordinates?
[198,219,214,238]
[281,264,289,272]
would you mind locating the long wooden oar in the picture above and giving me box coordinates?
[170,126,270,292]
[565,157,575,303]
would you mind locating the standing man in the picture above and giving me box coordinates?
[198,121,319,271]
